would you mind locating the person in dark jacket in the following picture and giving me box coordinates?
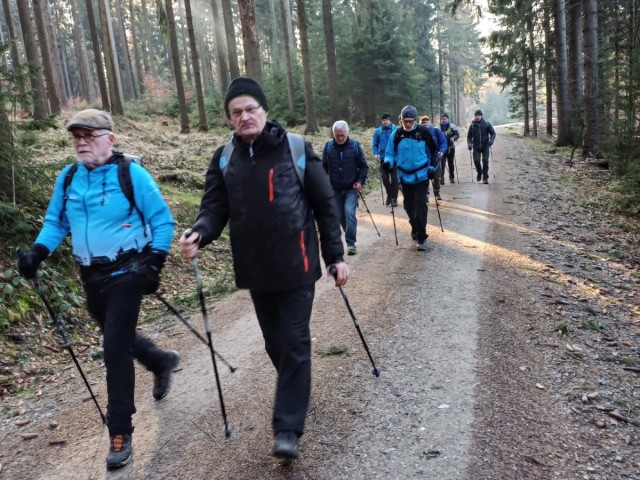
[178,77,349,460]
[467,109,496,184]
[17,109,178,471]
[371,112,398,206]
[438,112,460,184]
[322,120,369,256]
[383,106,439,251]
[419,115,447,200]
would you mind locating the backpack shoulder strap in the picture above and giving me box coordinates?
[287,133,306,190]
[59,162,79,221]
[220,134,306,191]
[116,153,146,230]
[349,139,361,157]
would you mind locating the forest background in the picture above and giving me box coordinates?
[0,0,639,396]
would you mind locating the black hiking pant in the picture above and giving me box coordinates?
[443,148,456,181]
[250,284,315,437]
[81,264,173,436]
[473,145,490,179]
[380,161,399,201]
[401,180,429,242]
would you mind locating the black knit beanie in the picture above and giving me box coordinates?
[224,76,269,118]
[401,105,418,120]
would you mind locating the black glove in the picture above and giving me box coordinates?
[17,244,49,279]
[382,162,392,173]
[140,250,167,294]
[427,166,436,180]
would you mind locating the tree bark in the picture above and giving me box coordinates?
[237,0,262,81]
[543,2,553,136]
[553,0,572,145]
[184,0,208,131]
[2,0,27,102]
[567,0,583,142]
[69,0,94,101]
[321,0,339,120]
[295,0,318,133]
[581,0,598,156]
[220,0,240,78]
[527,12,537,137]
[16,0,49,119]
[86,0,110,111]
[39,0,68,107]
[165,0,190,133]
[210,0,229,92]
[140,0,157,79]
[129,0,145,95]
[113,0,137,100]
[98,0,124,114]
[279,0,296,124]
[31,0,61,115]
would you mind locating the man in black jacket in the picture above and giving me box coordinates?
[322,120,369,256]
[467,109,496,184]
[178,77,349,460]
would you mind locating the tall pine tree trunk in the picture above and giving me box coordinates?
[581,0,599,156]
[295,0,318,133]
[209,0,229,92]
[321,0,339,120]
[220,0,240,78]
[70,0,94,101]
[2,0,27,103]
[237,0,262,81]
[86,0,110,110]
[113,0,136,99]
[184,0,208,131]
[165,0,190,133]
[528,13,537,137]
[543,3,554,136]
[553,0,572,145]
[140,0,157,79]
[16,0,49,119]
[98,0,124,114]
[129,0,145,95]
[279,0,295,124]
[40,0,68,107]
[31,0,61,115]
[568,0,583,143]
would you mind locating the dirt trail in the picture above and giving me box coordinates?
[1,130,639,480]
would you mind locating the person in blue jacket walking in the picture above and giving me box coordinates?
[16,109,178,471]
[383,106,439,251]
[419,115,447,200]
[323,120,369,255]
[371,112,398,206]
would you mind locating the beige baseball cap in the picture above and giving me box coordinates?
[66,109,113,131]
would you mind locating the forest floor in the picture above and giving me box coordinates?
[0,125,639,479]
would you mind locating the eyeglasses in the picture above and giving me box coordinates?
[71,132,110,144]
[402,119,416,125]
[229,105,262,119]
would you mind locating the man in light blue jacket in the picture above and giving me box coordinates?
[17,109,177,471]
[383,106,439,251]
[371,112,398,206]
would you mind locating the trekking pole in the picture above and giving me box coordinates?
[454,155,459,183]
[379,167,385,206]
[16,253,108,425]
[390,200,399,246]
[328,266,380,377]
[192,258,231,437]
[155,293,237,373]
[430,179,444,232]
[469,150,474,183]
[357,191,380,237]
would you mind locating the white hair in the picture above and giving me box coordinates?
[332,120,349,134]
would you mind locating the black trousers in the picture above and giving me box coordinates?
[401,180,430,242]
[82,270,171,436]
[473,145,490,178]
[250,284,315,437]
[380,162,399,200]
[443,148,456,180]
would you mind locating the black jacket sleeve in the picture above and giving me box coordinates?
[191,146,230,248]
[303,143,345,266]
[355,141,369,185]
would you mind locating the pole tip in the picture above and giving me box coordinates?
[372,367,381,377]
[224,426,232,438]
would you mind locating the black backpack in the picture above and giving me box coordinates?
[392,124,438,156]
[59,153,146,228]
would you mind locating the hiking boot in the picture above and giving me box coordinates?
[347,245,357,256]
[153,351,180,400]
[106,433,132,470]
[416,240,427,251]
[476,173,482,181]
[441,177,445,185]
[450,177,455,184]
[273,431,299,459]
[482,177,489,184]
[385,196,392,206]
[434,192,442,201]
[391,198,398,208]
